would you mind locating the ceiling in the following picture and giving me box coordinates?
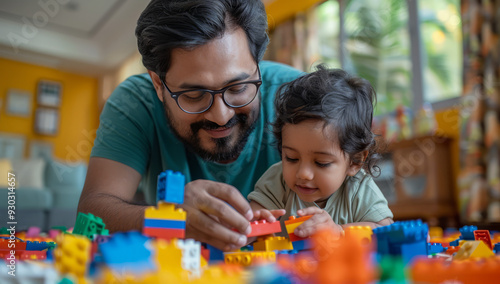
[0,0,150,76]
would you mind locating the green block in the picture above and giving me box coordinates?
[72,212,109,240]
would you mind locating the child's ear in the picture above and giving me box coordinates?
[347,150,369,176]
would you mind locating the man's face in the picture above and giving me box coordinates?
[151,28,260,163]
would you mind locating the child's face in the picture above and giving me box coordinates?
[281,120,360,203]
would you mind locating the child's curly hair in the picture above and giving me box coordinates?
[273,64,381,177]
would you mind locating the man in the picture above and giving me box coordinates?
[77,0,301,251]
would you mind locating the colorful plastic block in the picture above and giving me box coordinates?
[284,216,312,235]
[99,231,154,273]
[453,240,495,260]
[427,243,445,255]
[206,244,225,262]
[224,251,276,266]
[53,233,91,278]
[494,243,500,254]
[72,212,109,240]
[177,239,202,276]
[253,236,293,251]
[411,257,500,283]
[344,226,373,244]
[26,241,56,251]
[143,227,185,240]
[291,239,312,251]
[247,220,281,237]
[144,202,186,220]
[474,230,493,250]
[144,218,186,229]
[157,170,185,204]
[459,225,477,240]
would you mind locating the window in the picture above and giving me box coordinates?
[265,0,462,115]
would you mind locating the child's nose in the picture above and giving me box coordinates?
[296,163,314,180]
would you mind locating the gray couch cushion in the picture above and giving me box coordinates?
[0,187,52,209]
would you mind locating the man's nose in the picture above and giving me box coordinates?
[203,93,235,126]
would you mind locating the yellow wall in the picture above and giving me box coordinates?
[266,0,323,29]
[0,57,99,162]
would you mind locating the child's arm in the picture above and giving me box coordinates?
[293,207,393,238]
[250,201,286,222]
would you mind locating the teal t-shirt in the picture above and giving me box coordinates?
[91,61,302,204]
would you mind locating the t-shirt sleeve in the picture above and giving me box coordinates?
[350,174,394,223]
[90,76,153,175]
[247,162,286,210]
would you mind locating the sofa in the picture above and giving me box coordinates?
[0,156,87,232]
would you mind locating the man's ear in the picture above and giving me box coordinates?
[346,150,369,176]
[148,70,164,102]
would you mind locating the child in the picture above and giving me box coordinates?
[248,65,393,238]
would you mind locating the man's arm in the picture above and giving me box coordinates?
[77,157,146,232]
[78,157,254,251]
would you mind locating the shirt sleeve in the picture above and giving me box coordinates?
[350,173,394,223]
[247,162,286,210]
[90,75,154,175]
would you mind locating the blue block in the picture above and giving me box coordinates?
[494,243,500,254]
[99,231,154,273]
[157,170,185,204]
[459,225,477,240]
[373,220,428,244]
[449,238,460,246]
[427,243,444,254]
[400,240,427,265]
[26,241,56,251]
[291,239,312,251]
[206,244,224,263]
[143,218,186,229]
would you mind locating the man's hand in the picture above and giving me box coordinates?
[180,179,254,251]
[293,207,343,239]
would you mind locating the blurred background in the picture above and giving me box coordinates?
[0,0,498,231]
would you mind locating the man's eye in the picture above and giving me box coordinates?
[182,91,206,101]
[227,84,248,94]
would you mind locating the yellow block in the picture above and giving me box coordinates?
[145,202,186,221]
[453,241,495,260]
[224,251,276,267]
[253,236,293,251]
[344,226,373,244]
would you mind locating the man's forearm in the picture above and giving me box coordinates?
[77,192,148,233]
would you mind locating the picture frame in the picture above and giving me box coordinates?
[6,89,32,117]
[37,80,62,107]
[34,107,59,136]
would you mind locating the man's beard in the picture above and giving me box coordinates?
[163,100,259,162]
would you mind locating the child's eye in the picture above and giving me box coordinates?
[285,156,298,163]
[315,162,331,168]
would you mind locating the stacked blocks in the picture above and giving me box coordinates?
[144,170,187,240]
[72,212,109,240]
[99,231,155,274]
[157,170,185,204]
[373,219,428,264]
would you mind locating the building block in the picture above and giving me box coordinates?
[0,238,26,250]
[206,244,225,263]
[247,220,281,237]
[143,227,185,240]
[474,230,492,250]
[144,202,186,220]
[53,233,91,278]
[72,212,109,240]
[253,236,293,251]
[494,243,500,254]
[291,239,312,251]
[400,240,428,264]
[153,238,184,275]
[284,216,312,234]
[453,240,495,260]
[449,238,460,246]
[459,225,477,240]
[411,257,500,283]
[344,226,373,244]
[26,226,41,238]
[144,218,186,229]
[444,246,460,255]
[176,239,202,277]
[26,240,56,251]
[157,170,185,204]
[429,226,443,239]
[427,243,445,255]
[99,231,155,274]
[224,251,276,266]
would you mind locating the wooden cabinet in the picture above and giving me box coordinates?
[374,136,457,225]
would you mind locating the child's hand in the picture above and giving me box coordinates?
[251,209,286,223]
[293,207,343,238]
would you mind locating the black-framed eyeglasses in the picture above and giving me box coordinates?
[159,67,262,114]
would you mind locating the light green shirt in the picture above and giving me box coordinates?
[248,162,393,225]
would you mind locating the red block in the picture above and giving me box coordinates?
[143,227,185,240]
[288,233,308,242]
[247,220,282,237]
[474,230,493,250]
